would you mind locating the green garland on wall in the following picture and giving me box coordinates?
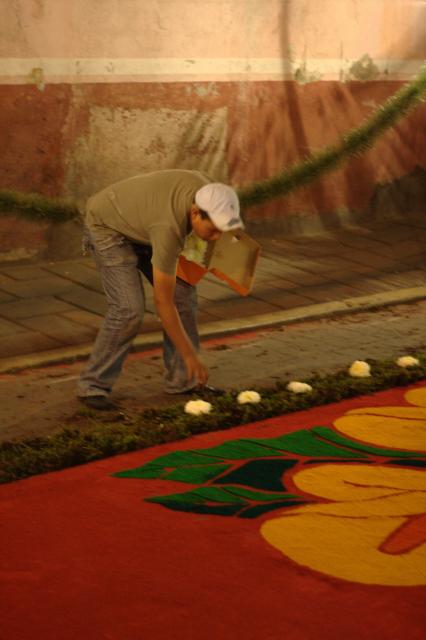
[0,189,79,223]
[0,66,425,222]
[238,65,426,209]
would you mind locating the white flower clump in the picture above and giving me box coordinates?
[184,399,212,416]
[396,356,420,368]
[237,390,261,404]
[287,381,313,394]
[180,233,208,265]
[348,360,371,377]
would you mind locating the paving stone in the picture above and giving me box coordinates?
[276,269,332,287]
[299,244,351,257]
[262,268,309,284]
[250,278,301,292]
[336,235,391,253]
[0,291,16,303]
[253,266,288,282]
[270,257,327,272]
[61,309,103,329]
[397,216,426,230]
[380,270,426,288]
[368,241,424,260]
[139,313,162,332]
[44,262,103,292]
[255,255,284,269]
[336,277,396,295]
[205,297,281,319]
[348,264,390,277]
[342,250,398,270]
[0,297,76,320]
[77,256,97,268]
[44,259,91,270]
[143,300,156,314]
[293,283,371,302]
[300,255,372,273]
[399,254,426,269]
[0,266,53,280]
[285,235,343,249]
[17,314,97,345]
[56,285,107,315]
[250,289,313,309]
[389,240,426,258]
[0,275,75,298]
[324,267,386,283]
[0,331,62,357]
[197,278,238,301]
[0,273,18,286]
[387,228,426,244]
[0,317,28,336]
[196,310,223,323]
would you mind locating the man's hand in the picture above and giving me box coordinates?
[153,266,209,385]
[183,354,209,386]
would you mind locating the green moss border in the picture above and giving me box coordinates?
[1,355,425,484]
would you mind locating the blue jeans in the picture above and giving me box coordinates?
[77,227,199,398]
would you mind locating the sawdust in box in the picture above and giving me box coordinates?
[177,230,261,296]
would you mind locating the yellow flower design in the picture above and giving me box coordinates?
[333,387,426,451]
[261,387,426,585]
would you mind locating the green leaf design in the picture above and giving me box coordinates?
[146,486,307,518]
[312,426,426,457]
[114,423,426,518]
[225,486,299,501]
[190,440,289,459]
[162,463,231,484]
[246,430,369,458]
[114,450,227,479]
[212,459,298,491]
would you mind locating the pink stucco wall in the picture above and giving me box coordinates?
[0,0,425,259]
[1,0,424,62]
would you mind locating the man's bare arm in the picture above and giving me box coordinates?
[153,267,208,385]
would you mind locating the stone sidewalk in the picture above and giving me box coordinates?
[1,216,426,372]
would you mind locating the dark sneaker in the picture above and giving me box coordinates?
[201,384,226,397]
[180,384,225,398]
[78,395,119,411]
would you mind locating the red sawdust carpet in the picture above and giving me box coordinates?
[1,383,426,640]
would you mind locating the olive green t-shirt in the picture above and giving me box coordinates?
[85,169,210,275]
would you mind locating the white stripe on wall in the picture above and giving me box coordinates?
[0,58,423,84]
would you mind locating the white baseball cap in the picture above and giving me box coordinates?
[195,183,244,232]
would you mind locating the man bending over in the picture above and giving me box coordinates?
[77,169,243,410]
